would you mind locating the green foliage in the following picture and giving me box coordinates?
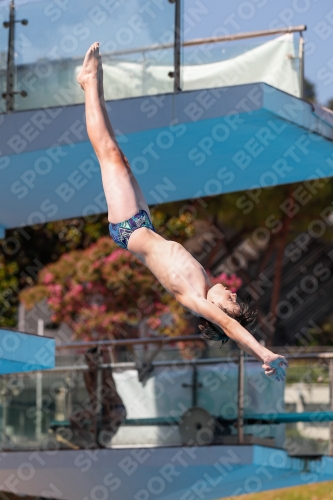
[307,320,333,347]
[1,208,197,330]
[16,203,242,341]
[0,256,19,328]
[20,237,191,340]
[196,179,333,344]
[199,179,333,240]
[3,174,333,341]
[304,78,316,103]
[286,363,330,384]
[20,234,242,341]
[326,98,333,111]
[0,215,110,328]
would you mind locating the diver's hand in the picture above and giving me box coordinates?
[262,353,288,382]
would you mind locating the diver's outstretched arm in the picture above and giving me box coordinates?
[178,293,288,381]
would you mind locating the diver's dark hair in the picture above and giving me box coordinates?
[198,299,257,346]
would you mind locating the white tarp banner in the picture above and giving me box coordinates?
[182,33,300,96]
[101,33,300,101]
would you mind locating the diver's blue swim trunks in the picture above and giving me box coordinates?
[109,210,156,249]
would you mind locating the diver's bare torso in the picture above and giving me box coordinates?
[127,227,210,305]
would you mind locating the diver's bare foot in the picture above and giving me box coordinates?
[77,42,100,90]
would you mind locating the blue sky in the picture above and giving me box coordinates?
[183,0,333,105]
[0,0,332,105]
[0,0,176,66]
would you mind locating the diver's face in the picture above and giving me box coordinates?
[207,284,240,314]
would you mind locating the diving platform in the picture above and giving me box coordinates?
[1,83,333,232]
[0,445,332,500]
[0,329,55,374]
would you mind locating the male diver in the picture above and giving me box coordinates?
[77,43,288,382]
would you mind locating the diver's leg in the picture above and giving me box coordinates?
[97,56,152,219]
[78,42,150,223]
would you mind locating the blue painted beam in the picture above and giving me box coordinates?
[0,225,5,239]
[50,412,333,428]
[0,83,333,230]
[246,412,333,423]
[125,412,333,425]
[0,329,55,374]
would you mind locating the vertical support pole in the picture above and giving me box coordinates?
[329,360,333,456]
[237,350,244,444]
[173,0,181,92]
[1,376,8,440]
[109,345,116,365]
[67,378,72,422]
[55,387,66,421]
[18,303,25,332]
[298,32,305,99]
[6,0,15,112]
[192,364,197,407]
[36,319,44,442]
[94,351,102,448]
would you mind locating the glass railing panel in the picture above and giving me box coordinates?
[0,0,175,112]
[1,352,332,453]
[0,367,100,450]
[284,360,331,456]
[183,40,265,65]
[0,372,42,449]
[102,48,174,102]
[240,356,286,448]
[55,342,240,367]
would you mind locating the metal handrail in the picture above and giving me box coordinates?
[56,335,207,349]
[0,24,305,68]
[9,356,333,376]
[8,351,333,375]
[99,25,307,58]
[56,336,333,360]
[10,356,242,374]
[276,352,333,360]
[183,25,306,47]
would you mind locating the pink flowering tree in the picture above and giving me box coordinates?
[20,237,242,341]
[207,271,242,293]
